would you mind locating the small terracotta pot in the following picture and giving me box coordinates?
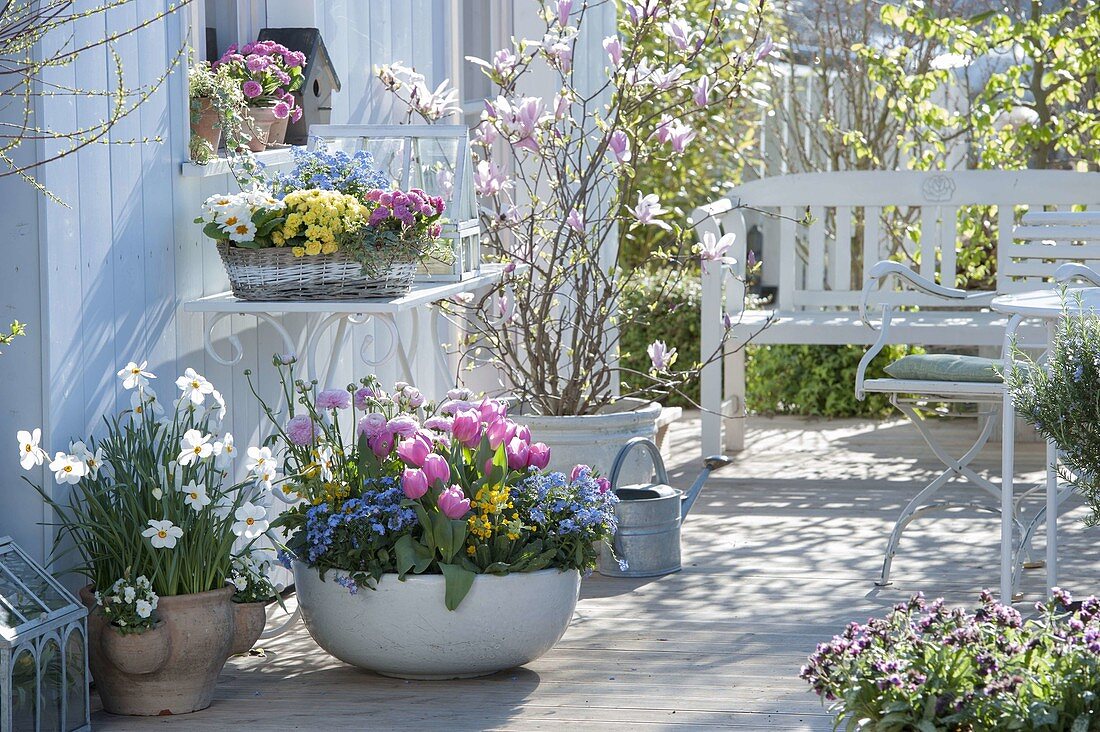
[230,600,267,655]
[189,97,222,156]
[267,114,289,146]
[101,620,170,675]
[80,585,235,716]
[242,106,278,152]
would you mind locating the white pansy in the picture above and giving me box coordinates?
[178,429,214,466]
[214,433,237,470]
[116,360,155,390]
[123,586,136,603]
[232,502,269,539]
[179,481,211,511]
[48,452,86,485]
[134,599,153,619]
[175,367,214,406]
[17,429,46,470]
[142,519,183,549]
[229,573,248,591]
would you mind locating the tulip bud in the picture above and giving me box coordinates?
[402,468,429,499]
[527,442,551,470]
[422,453,451,485]
[438,485,471,519]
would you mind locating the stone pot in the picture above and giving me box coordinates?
[189,97,221,156]
[80,585,235,716]
[515,398,663,484]
[241,106,277,152]
[294,562,580,679]
[267,113,289,146]
[100,620,170,675]
[230,600,267,655]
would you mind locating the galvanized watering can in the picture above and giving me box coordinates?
[597,437,731,577]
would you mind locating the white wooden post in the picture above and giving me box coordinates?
[701,258,723,457]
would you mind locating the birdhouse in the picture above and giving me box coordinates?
[308,124,482,282]
[0,537,90,732]
[257,28,341,146]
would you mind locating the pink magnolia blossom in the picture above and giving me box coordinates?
[651,64,686,90]
[553,91,571,120]
[755,36,775,63]
[422,453,451,485]
[608,130,631,165]
[632,192,671,230]
[566,208,585,234]
[663,18,693,50]
[401,468,429,499]
[693,76,711,108]
[667,120,696,153]
[474,160,510,198]
[438,485,471,519]
[602,36,623,67]
[699,231,737,264]
[545,41,573,72]
[555,0,573,26]
[647,340,677,371]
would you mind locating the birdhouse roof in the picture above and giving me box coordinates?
[257,27,342,92]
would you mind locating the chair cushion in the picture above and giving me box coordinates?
[883,354,1002,383]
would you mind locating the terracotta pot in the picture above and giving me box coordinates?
[100,620,170,675]
[230,601,267,655]
[80,585,235,716]
[267,114,289,146]
[241,106,277,152]
[189,97,221,156]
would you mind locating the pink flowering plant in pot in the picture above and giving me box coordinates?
[378,0,770,415]
[214,40,306,127]
[250,358,619,610]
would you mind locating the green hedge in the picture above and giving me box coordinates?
[620,268,918,417]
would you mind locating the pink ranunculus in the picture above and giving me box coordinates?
[485,418,510,450]
[451,409,483,447]
[396,434,432,467]
[316,388,351,410]
[423,415,453,433]
[357,412,387,439]
[447,387,472,401]
[596,477,612,494]
[527,442,551,470]
[422,453,451,485]
[370,429,394,458]
[570,464,591,482]
[387,415,419,439]
[505,437,529,471]
[402,386,425,408]
[354,386,375,410]
[242,80,263,98]
[438,485,471,519]
[401,468,429,499]
[438,399,472,415]
[286,415,316,445]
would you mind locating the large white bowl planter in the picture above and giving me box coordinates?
[293,562,581,679]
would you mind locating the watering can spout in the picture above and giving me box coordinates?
[681,454,731,519]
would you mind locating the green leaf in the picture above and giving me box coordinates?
[394,534,433,577]
[439,563,475,611]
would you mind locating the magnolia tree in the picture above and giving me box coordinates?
[381,0,770,416]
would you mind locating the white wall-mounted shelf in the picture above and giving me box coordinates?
[180,147,300,178]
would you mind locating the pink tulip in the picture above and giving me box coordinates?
[422,453,451,485]
[396,434,432,467]
[402,468,429,499]
[477,398,506,423]
[570,464,591,481]
[438,485,471,519]
[370,430,394,458]
[485,418,511,450]
[452,409,483,447]
[423,415,454,433]
[527,442,551,470]
[506,437,529,471]
[515,424,532,443]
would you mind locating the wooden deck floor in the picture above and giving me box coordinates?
[93,413,1100,730]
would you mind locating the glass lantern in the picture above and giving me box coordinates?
[307,124,482,282]
[0,538,89,732]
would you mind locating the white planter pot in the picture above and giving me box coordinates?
[293,563,580,679]
[518,398,663,484]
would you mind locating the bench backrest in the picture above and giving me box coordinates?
[690,171,1100,312]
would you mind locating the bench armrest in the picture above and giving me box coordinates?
[859,261,992,328]
[1055,263,1100,287]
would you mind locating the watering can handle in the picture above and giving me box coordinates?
[608,437,669,490]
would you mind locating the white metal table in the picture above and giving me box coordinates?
[183,264,508,388]
[992,286,1100,599]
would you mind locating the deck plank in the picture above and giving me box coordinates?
[93,413,1097,730]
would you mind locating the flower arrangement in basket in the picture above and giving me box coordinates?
[195,149,446,300]
[252,360,619,611]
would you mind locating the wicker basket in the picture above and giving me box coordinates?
[216,243,418,301]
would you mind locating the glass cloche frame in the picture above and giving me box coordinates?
[307,124,482,282]
[0,537,89,732]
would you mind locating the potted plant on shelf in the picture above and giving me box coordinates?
[187,59,248,164]
[378,2,769,476]
[195,160,445,300]
[255,361,618,679]
[17,362,276,716]
[213,39,306,151]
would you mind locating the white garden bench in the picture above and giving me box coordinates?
[692,171,1100,457]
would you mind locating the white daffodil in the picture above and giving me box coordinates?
[178,429,214,466]
[254,465,280,492]
[17,429,46,470]
[232,502,269,539]
[71,440,106,479]
[130,385,164,418]
[142,519,183,549]
[246,446,278,473]
[175,367,214,406]
[205,389,227,422]
[316,444,336,483]
[179,480,211,511]
[135,599,153,619]
[48,452,86,485]
[215,433,237,470]
[117,360,156,390]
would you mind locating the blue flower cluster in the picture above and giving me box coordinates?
[303,478,417,564]
[270,148,392,200]
[515,468,618,539]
